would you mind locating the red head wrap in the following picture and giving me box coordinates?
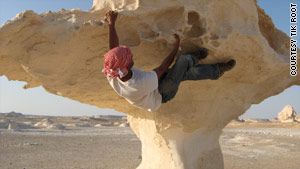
[103,46,133,79]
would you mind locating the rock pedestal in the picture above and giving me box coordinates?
[129,115,223,169]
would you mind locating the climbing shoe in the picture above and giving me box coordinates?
[217,59,236,76]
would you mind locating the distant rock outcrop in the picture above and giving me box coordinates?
[295,115,300,122]
[119,122,130,127]
[94,123,103,127]
[34,118,66,129]
[230,118,245,123]
[93,115,102,119]
[243,118,270,123]
[7,120,33,130]
[100,122,114,127]
[278,105,297,123]
[34,118,54,127]
[8,121,19,130]
[269,118,280,123]
[2,111,24,117]
[80,116,91,121]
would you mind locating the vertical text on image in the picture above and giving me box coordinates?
[290,3,297,76]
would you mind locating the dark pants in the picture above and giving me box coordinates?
[158,54,220,103]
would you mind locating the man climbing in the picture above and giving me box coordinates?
[103,11,236,112]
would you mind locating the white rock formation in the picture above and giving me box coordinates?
[278,105,297,123]
[93,115,102,119]
[119,122,130,127]
[100,122,114,127]
[113,122,120,125]
[0,0,299,168]
[8,121,19,130]
[34,118,54,127]
[7,120,32,130]
[80,115,91,121]
[47,123,66,130]
[243,118,270,123]
[23,121,35,125]
[94,123,103,127]
[230,118,245,123]
[296,115,300,122]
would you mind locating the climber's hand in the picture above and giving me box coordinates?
[106,10,118,25]
[173,34,180,47]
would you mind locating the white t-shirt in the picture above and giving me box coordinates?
[107,68,162,112]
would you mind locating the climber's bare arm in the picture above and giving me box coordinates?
[106,11,119,49]
[153,34,180,79]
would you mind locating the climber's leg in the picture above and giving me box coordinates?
[158,54,199,103]
[182,64,220,81]
[182,59,236,81]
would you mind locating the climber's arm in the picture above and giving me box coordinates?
[153,34,180,79]
[106,11,119,49]
[109,24,119,49]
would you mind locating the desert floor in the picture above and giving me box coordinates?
[1,122,300,169]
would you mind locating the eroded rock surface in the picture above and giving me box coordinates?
[296,115,300,122]
[1,0,299,168]
[278,105,297,123]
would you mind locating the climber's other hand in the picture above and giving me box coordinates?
[106,10,118,25]
[173,34,180,47]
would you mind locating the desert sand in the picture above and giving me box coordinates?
[1,114,300,169]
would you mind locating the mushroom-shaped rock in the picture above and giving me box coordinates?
[0,0,299,168]
[278,105,297,123]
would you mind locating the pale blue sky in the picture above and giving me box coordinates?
[0,0,299,118]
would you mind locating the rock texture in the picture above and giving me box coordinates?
[296,115,300,122]
[0,0,299,168]
[278,105,297,123]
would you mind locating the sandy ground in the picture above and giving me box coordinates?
[222,126,300,169]
[1,121,300,169]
